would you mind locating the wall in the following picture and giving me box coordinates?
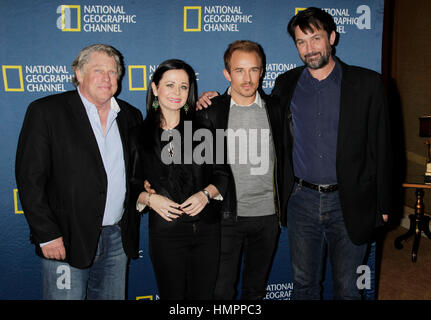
[386,0,431,215]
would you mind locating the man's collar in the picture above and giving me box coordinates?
[303,56,341,83]
[227,86,263,108]
[77,86,120,113]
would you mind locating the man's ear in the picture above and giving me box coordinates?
[329,30,336,46]
[75,69,83,84]
[223,68,231,82]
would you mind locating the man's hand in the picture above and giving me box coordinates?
[196,91,219,110]
[41,237,66,260]
[144,180,156,194]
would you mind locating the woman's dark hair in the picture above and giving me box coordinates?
[287,7,337,41]
[146,59,197,126]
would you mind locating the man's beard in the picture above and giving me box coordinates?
[302,48,331,70]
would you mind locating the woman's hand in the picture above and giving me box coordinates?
[139,192,183,222]
[180,191,209,217]
[151,194,184,221]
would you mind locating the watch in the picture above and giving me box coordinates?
[202,189,210,203]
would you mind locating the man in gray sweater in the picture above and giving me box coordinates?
[195,40,284,299]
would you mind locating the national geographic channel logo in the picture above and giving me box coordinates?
[323,5,372,34]
[262,62,297,90]
[184,5,252,32]
[2,65,72,93]
[56,5,137,32]
[264,282,293,300]
[2,64,196,93]
[128,65,147,91]
[296,5,372,34]
[127,64,161,92]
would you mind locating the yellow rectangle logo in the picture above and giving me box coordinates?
[2,66,24,92]
[295,7,307,15]
[128,65,147,91]
[184,6,201,32]
[61,5,81,32]
[13,189,24,214]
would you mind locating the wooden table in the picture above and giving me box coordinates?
[394,183,431,262]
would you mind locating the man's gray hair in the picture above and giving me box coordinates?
[71,44,123,87]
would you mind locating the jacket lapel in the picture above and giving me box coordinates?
[219,92,232,130]
[116,105,130,170]
[337,62,359,161]
[66,91,107,182]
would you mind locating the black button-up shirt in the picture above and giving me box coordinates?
[290,59,342,185]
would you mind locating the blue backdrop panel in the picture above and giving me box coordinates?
[0,0,384,300]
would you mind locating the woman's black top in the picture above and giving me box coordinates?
[130,115,229,225]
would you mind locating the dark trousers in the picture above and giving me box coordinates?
[287,183,368,300]
[149,217,220,300]
[214,214,279,300]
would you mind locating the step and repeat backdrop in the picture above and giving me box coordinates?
[0,0,384,300]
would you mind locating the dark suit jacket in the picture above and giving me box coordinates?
[15,90,144,268]
[272,59,392,245]
[195,89,285,221]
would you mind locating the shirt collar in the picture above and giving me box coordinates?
[227,86,263,108]
[303,56,342,84]
[77,86,121,114]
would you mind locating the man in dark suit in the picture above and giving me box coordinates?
[15,44,143,299]
[271,7,392,299]
[196,40,283,299]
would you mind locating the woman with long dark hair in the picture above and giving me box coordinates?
[130,59,229,299]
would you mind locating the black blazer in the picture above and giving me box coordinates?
[15,90,144,268]
[129,114,230,225]
[195,89,285,221]
[272,59,392,245]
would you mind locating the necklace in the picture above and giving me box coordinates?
[167,128,174,158]
[162,116,179,158]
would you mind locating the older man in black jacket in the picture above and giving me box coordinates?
[15,44,143,299]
